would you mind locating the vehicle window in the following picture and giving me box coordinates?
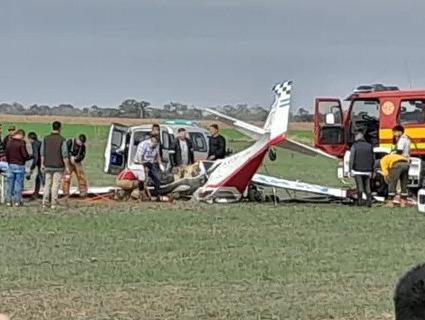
[162,131,170,149]
[132,131,150,146]
[350,100,380,121]
[317,101,342,125]
[189,132,207,152]
[399,100,425,125]
[111,131,123,148]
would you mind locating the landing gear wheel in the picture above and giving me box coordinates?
[268,148,277,162]
[247,185,265,202]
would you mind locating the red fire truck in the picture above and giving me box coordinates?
[314,84,425,189]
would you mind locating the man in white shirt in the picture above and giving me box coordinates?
[392,125,411,158]
[134,135,163,192]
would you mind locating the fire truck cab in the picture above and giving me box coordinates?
[314,85,425,190]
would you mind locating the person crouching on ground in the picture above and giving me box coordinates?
[380,153,409,208]
[41,121,70,209]
[134,134,163,196]
[116,167,147,200]
[27,132,44,198]
[349,132,374,207]
[5,129,29,207]
[394,263,425,320]
[62,134,88,197]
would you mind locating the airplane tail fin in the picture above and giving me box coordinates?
[263,81,293,145]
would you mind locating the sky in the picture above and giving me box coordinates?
[1,0,425,110]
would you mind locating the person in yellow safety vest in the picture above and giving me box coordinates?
[379,153,409,208]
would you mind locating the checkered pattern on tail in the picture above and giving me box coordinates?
[272,81,292,102]
[263,80,293,140]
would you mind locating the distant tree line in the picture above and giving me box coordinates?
[0,100,313,122]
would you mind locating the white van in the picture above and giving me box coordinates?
[104,121,210,175]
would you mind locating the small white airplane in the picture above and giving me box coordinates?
[192,81,350,203]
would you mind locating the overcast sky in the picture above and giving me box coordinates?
[1,0,425,110]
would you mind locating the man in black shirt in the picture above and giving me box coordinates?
[207,124,226,160]
[28,132,44,198]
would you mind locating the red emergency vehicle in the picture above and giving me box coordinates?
[314,84,425,159]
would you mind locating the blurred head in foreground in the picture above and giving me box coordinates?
[0,314,10,320]
[395,263,425,320]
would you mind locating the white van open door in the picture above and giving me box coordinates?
[104,123,129,174]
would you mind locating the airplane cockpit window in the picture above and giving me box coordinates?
[399,100,425,125]
[349,100,380,145]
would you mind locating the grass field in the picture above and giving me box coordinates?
[0,120,423,320]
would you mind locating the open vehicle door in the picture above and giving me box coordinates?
[314,98,346,158]
[104,123,129,174]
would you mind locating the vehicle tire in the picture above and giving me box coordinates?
[269,148,277,161]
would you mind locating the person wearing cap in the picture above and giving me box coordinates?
[3,125,16,147]
[380,153,409,207]
[392,125,411,158]
[5,129,30,207]
[349,132,375,206]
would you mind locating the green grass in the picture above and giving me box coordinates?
[290,130,313,143]
[220,128,251,141]
[0,122,422,320]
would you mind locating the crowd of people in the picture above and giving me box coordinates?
[116,123,227,202]
[0,120,228,207]
[0,121,88,209]
[1,119,412,208]
[349,125,412,208]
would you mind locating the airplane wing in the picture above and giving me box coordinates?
[204,108,338,160]
[205,108,264,140]
[278,138,338,159]
[252,174,347,199]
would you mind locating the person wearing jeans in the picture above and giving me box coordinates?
[134,135,163,195]
[5,129,29,207]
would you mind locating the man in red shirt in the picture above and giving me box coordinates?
[5,129,29,207]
